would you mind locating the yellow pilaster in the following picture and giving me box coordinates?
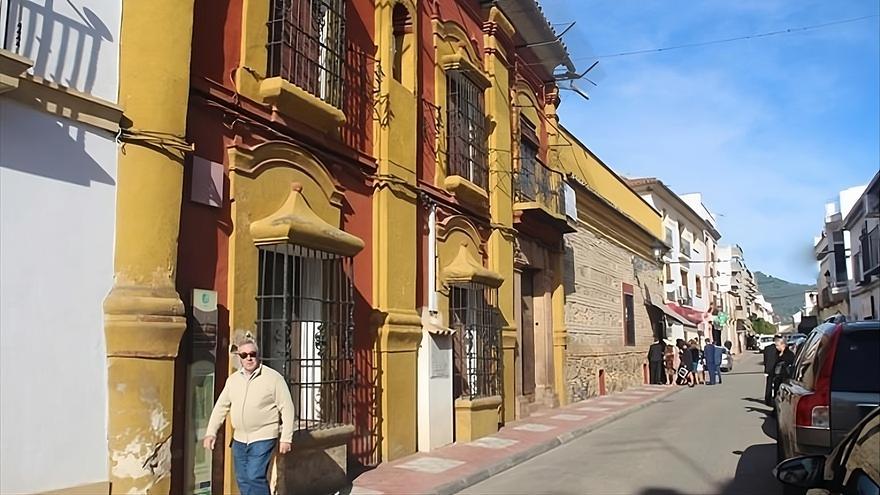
[552,251,568,405]
[483,10,517,424]
[374,0,421,461]
[103,0,194,492]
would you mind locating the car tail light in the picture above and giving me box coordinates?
[795,325,842,429]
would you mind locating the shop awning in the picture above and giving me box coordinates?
[652,302,697,328]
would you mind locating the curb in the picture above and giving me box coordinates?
[431,386,686,495]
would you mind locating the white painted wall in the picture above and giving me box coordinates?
[0,99,115,494]
[8,0,120,102]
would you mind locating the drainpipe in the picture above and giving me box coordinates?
[428,201,438,313]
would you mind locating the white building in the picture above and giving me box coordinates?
[814,184,868,319]
[0,1,121,493]
[843,172,880,320]
[627,179,721,343]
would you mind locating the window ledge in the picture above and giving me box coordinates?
[259,77,346,133]
[445,175,489,210]
[291,423,355,449]
[5,72,122,132]
[0,49,32,93]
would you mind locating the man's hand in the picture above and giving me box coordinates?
[279,442,292,454]
[203,435,216,451]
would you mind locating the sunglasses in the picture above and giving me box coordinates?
[237,352,258,359]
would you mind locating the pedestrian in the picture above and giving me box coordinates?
[664,344,676,386]
[203,338,295,495]
[712,340,724,385]
[771,337,796,401]
[678,339,695,386]
[647,338,667,385]
[690,340,705,385]
[763,335,780,406]
[704,338,718,385]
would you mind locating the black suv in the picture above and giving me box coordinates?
[776,320,880,462]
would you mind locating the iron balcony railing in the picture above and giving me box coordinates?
[861,225,880,278]
[514,156,565,216]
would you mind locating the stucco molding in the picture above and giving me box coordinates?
[442,243,504,288]
[250,183,365,256]
[258,76,347,131]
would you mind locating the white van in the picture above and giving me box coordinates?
[757,335,775,351]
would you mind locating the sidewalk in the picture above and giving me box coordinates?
[346,384,683,495]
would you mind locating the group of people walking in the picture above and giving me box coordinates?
[648,337,731,387]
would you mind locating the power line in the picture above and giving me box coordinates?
[589,14,879,60]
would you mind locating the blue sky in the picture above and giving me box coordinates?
[542,1,880,284]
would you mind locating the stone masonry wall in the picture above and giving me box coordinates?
[563,223,663,401]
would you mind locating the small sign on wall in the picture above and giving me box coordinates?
[564,181,577,220]
[191,156,224,208]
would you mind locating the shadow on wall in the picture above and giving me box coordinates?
[0,101,115,186]
[6,0,112,94]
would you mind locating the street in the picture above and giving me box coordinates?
[460,352,782,495]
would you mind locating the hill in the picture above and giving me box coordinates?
[754,271,816,324]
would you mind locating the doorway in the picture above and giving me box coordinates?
[520,270,536,400]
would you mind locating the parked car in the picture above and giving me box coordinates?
[758,335,776,351]
[775,320,880,465]
[785,333,808,346]
[774,406,879,495]
[720,350,733,372]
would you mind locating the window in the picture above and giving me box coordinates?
[832,230,848,284]
[391,4,413,87]
[256,243,354,430]
[665,264,673,283]
[267,0,346,109]
[516,118,540,201]
[695,276,702,298]
[623,284,635,346]
[447,71,488,190]
[665,226,674,246]
[450,283,500,399]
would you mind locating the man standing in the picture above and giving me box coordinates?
[704,339,718,385]
[647,339,667,384]
[713,341,725,384]
[763,335,781,406]
[204,338,295,495]
[771,338,796,401]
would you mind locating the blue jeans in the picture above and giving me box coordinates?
[231,439,277,495]
[708,364,722,384]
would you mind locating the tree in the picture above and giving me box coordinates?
[751,316,778,335]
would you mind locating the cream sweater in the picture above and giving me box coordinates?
[205,364,295,444]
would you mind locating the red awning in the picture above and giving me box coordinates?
[666,303,708,326]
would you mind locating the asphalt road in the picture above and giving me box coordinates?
[460,351,783,495]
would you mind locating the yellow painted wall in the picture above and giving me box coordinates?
[553,127,663,239]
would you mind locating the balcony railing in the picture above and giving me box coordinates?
[515,157,564,216]
[861,225,880,278]
[677,287,693,307]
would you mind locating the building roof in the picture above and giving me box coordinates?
[842,170,880,229]
[495,0,576,77]
[625,177,722,240]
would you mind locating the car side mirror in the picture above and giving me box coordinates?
[773,456,826,488]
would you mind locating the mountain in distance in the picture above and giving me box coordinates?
[754,271,816,324]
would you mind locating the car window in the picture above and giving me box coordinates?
[793,331,824,385]
[842,470,879,495]
[832,331,880,393]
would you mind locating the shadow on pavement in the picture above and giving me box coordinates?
[636,444,782,495]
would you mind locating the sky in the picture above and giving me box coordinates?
[541,0,880,284]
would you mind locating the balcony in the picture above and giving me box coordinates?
[861,225,880,279]
[514,157,573,234]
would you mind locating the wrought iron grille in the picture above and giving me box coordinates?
[447,71,488,190]
[267,0,346,109]
[256,243,354,431]
[450,283,501,399]
[514,152,564,215]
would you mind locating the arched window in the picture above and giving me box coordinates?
[391,4,413,88]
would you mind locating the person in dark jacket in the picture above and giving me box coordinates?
[647,339,667,384]
[678,340,694,386]
[771,338,796,399]
[764,335,781,405]
[705,339,718,385]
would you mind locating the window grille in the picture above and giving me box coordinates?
[267,0,346,109]
[449,283,501,399]
[447,71,488,190]
[256,243,354,431]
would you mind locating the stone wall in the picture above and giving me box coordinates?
[563,223,663,401]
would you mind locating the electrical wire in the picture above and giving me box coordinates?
[592,14,880,60]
